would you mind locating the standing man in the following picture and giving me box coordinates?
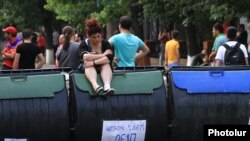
[208,23,228,65]
[108,16,150,67]
[1,26,22,70]
[13,29,45,69]
[165,30,180,69]
[215,26,248,66]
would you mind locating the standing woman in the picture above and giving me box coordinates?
[57,26,80,69]
[79,18,115,95]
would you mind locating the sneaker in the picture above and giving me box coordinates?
[103,88,115,95]
[95,86,104,95]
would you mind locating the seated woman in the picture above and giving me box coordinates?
[79,18,115,95]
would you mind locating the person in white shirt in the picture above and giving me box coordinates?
[215,26,249,66]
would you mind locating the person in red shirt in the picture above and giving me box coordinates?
[1,26,22,70]
[37,31,46,56]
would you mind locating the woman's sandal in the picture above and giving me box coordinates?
[95,86,104,95]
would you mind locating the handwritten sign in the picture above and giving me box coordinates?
[101,120,146,141]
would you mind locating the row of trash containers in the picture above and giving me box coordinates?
[0,66,250,141]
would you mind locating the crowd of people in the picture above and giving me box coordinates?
[1,15,250,95]
[161,22,250,68]
[1,15,150,96]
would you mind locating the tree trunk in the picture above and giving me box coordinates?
[185,24,199,66]
[130,3,144,40]
[39,0,54,64]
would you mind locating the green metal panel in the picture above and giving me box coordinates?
[0,74,65,99]
[74,70,163,96]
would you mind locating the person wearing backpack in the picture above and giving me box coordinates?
[215,26,249,66]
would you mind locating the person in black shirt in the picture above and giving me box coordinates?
[13,29,45,69]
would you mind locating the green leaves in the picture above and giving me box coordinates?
[0,0,45,29]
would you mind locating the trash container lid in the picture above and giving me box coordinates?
[171,70,250,94]
[73,70,164,96]
[0,74,65,99]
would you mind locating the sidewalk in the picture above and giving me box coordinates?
[150,57,187,66]
[42,63,55,69]
[0,57,187,70]
[0,62,55,70]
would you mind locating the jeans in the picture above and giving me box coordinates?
[168,62,180,68]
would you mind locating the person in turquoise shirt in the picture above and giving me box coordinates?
[209,23,228,63]
[109,16,150,67]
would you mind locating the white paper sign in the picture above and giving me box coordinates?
[4,139,27,141]
[101,120,146,141]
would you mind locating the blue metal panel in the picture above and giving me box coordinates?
[171,70,250,94]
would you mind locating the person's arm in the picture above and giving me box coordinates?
[176,43,180,63]
[84,49,113,67]
[241,45,249,65]
[83,53,107,61]
[3,52,16,59]
[165,43,168,70]
[108,40,113,47]
[12,53,20,69]
[36,53,45,69]
[158,32,163,40]
[214,46,224,67]
[245,58,249,65]
[209,37,220,62]
[215,59,223,66]
[135,44,150,61]
[84,56,111,68]
[55,59,60,68]
[209,51,217,62]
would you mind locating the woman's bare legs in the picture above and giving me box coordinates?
[85,66,100,91]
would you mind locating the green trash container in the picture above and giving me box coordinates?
[70,69,170,141]
[0,72,70,141]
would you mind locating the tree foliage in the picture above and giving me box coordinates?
[44,0,137,29]
[1,0,249,55]
[45,0,98,28]
[0,0,48,29]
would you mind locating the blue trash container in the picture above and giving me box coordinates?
[168,67,250,141]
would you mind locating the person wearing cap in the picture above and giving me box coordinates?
[1,26,22,70]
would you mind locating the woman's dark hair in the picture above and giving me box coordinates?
[62,26,74,50]
[85,18,102,37]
